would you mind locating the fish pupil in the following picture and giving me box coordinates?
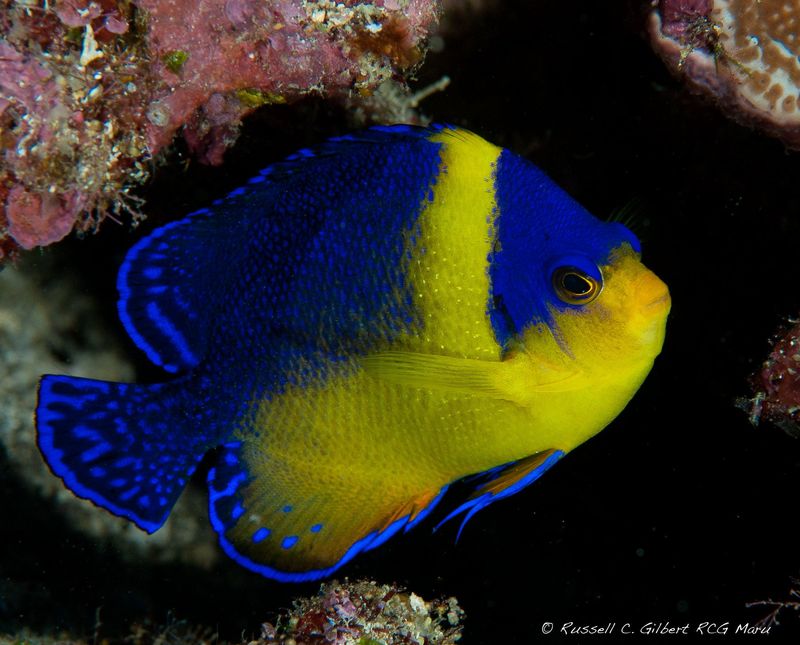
[551,265,601,305]
[562,272,592,295]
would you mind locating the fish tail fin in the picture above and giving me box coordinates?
[36,374,208,533]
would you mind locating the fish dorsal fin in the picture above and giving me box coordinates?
[117,207,244,373]
[362,351,581,402]
[117,124,450,374]
[437,449,565,539]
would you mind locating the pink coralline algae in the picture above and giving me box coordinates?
[743,318,800,438]
[648,0,800,149]
[0,0,442,261]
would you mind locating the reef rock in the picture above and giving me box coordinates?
[0,0,443,260]
[648,0,800,149]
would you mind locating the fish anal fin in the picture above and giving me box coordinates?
[207,443,448,582]
[379,488,442,532]
[408,489,440,523]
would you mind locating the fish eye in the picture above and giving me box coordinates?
[552,266,602,305]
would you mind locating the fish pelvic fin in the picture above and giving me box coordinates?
[437,449,565,540]
[36,374,208,533]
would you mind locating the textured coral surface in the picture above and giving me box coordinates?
[1,579,464,644]
[745,318,800,438]
[0,0,442,260]
[258,579,464,644]
[648,0,800,149]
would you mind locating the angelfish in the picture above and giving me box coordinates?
[36,125,670,581]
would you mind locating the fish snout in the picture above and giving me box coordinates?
[635,270,671,317]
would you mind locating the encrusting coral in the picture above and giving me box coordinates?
[0,579,465,644]
[0,0,443,261]
[256,579,465,644]
[742,317,800,439]
[648,0,800,149]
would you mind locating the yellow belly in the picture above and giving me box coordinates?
[227,350,652,575]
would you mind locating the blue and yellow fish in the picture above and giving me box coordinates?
[35,125,670,582]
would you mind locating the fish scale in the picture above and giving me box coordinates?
[35,124,669,582]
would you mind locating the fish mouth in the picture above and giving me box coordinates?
[636,271,671,317]
[642,290,671,313]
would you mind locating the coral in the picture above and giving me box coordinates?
[0,255,218,568]
[741,317,800,438]
[0,580,464,644]
[648,0,800,149]
[1,1,154,261]
[137,0,440,158]
[257,579,465,644]
[1,0,443,261]
[343,75,450,127]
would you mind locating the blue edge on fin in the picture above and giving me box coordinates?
[116,123,452,376]
[436,450,565,541]
[116,215,209,374]
[208,443,564,582]
[206,442,448,583]
[38,124,561,582]
[37,383,155,533]
[36,375,201,534]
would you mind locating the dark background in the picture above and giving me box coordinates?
[3,0,800,642]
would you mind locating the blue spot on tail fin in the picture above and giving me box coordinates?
[436,449,565,540]
[117,208,242,373]
[36,374,207,532]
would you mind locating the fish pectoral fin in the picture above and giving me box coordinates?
[362,351,507,396]
[362,351,580,401]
